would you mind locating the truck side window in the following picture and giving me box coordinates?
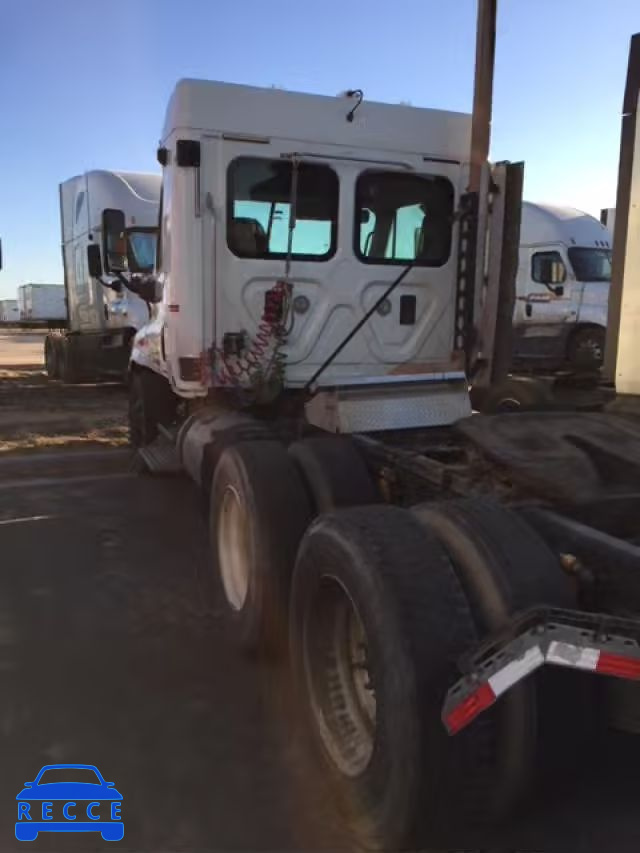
[531,250,566,283]
[227,158,338,261]
[354,171,454,266]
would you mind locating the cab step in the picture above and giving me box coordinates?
[135,432,182,475]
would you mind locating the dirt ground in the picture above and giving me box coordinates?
[0,330,128,453]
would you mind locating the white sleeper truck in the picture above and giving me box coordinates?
[513,202,612,368]
[46,170,160,382]
[121,75,640,850]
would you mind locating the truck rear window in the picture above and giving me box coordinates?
[355,170,454,266]
[227,157,338,261]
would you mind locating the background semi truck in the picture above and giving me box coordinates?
[601,206,616,235]
[513,202,612,368]
[18,283,65,322]
[0,299,19,323]
[114,69,640,851]
[45,170,160,383]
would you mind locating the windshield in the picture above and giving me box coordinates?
[567,247,612,282]
[127,229,157,273]
[37,768,101,785]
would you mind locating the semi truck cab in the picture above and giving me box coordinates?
[513,202,612,368]
[127,78,478,430]
[46,170,161,383]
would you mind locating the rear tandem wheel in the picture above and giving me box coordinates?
[209,439,313,652]
[289,504,499,851]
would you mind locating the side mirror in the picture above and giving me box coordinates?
[552,285,564,297]
[537,256,566,287]
[102,208,128,273]
[87,244,103,278]
[360,208,371,225]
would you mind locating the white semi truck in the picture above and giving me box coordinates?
[45,170,160,382]
[513,202,612,368]
[119,71,640,851]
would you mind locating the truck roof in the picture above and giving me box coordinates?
[59,170,161,244]
[162,79,472,162]
[521,202,611,248]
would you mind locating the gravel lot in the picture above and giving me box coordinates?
[0,330,127,453]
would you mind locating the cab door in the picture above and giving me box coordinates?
[519,247,576,326]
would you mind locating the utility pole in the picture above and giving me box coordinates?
[605,33,640,402]
[468,0,496,193]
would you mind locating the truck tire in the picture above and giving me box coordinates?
[288,436,378,513]
[210,440,313,651]
[44,335,60,380]
[290,505,498,851]
[128,367,178,448]
[567,325,605,369]
[412,498,574,809]
[471,376,553,413]
[59,337,81,384]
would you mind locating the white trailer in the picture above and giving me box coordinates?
[122,76,640,851]
[45,170,160,382]
[17,283,65,322]
[0,299,20,323]
[513,203,612,367]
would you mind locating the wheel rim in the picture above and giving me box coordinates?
[217,485,251,611]
[303,576,376,777]
[576,335,603,364]
[496,396,522,412]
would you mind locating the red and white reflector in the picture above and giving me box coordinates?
[546,640,600,670]
[445,683,496,735]
[547,641,640,679]
[488,644,545,697]
[597,651,640,679]
[445,637,640,735]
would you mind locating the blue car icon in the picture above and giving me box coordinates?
[15,763,123,841]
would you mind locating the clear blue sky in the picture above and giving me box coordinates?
[0,0,637,298]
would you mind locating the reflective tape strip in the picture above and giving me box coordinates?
[488,645,545,697]
[597,652,640,679]
[546,641,600,671]
[444,682,496,735]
